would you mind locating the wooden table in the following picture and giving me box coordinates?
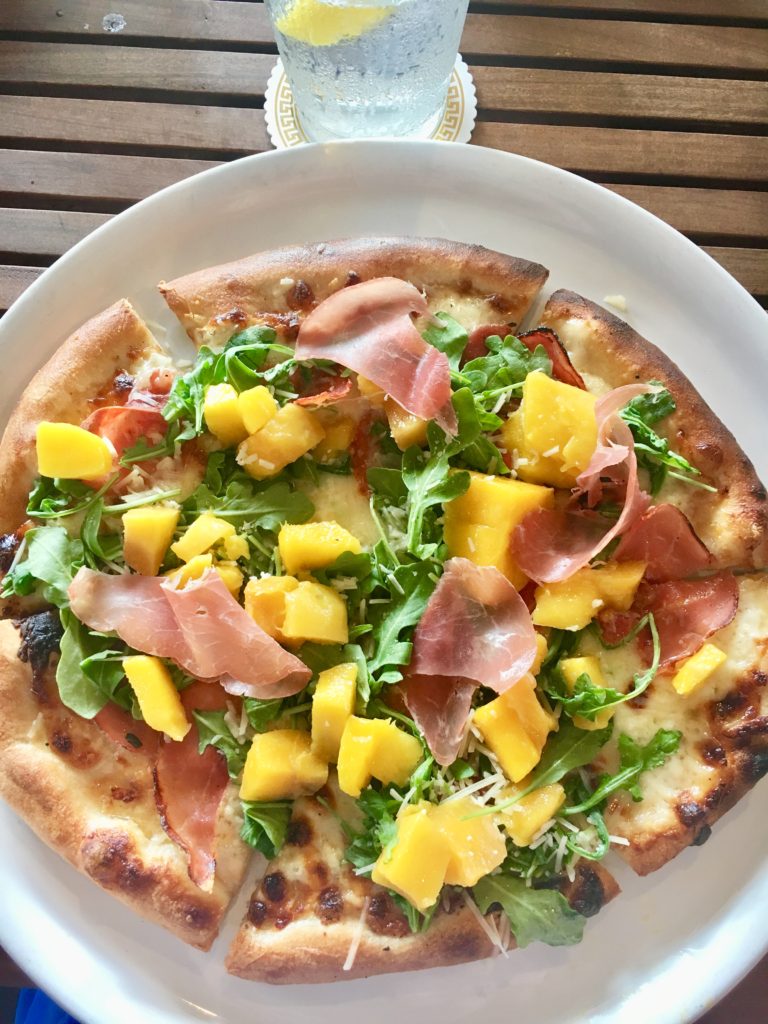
[0,0,766,1019]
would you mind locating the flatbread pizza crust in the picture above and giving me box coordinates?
[159,236,549,349]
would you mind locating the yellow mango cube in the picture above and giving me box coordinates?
[215,560,244,598]
[123,655,189,741]
[240,729,328,801]
[243,574,299,640]
[313,417,356,462]
[281,581,348,645]
[165,553,213,587]
[237,403,325,479]
[384,397,428,450]
[357,374,386,406]
[337,716,422,797]
[533,562,646,630]
[204,383,248,446]
[171,512,235,563]
[473,679,554,783]
[36,422,113,480]
[371,804,451,912]
[501,784,566,847]
[278,521,362,576]
[672,643,727,696]
[531,632,548,675]
[502,373,597,488]
[223,533,250,561]
[238,384,278,435]
[560,655,615,730]
[311,663,358,762]
[444,472,553,590]
[431,797,507,886]
[122,506,180,576]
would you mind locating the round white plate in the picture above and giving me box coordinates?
[0,141,766,1024]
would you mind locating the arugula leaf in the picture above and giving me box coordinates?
[193,710,248,778]
[243,696,285,732]
[2,526,84,607]
[473,875,585,948]
[367,561,437,684]
[422,312,469,371]
[565,728,682,814]
[344,786,400,872]
[461,334,551,405]
[240,800,292,858]
[56,610,111,717]
[403,439,469,558]
[620,385,710,495]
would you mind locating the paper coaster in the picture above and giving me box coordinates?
[264,55,477,149]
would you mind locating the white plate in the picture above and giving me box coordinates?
[1,141,766,1024]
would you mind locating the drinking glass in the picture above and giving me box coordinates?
[265,0,470,141]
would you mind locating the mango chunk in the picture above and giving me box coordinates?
[123,655,189,741]
[278,521,362,576]
[203,383,248,447]
[371,804,451,912]
[215,560,244,598]
[533,561,646,631]
[165,553,213,587]
[243,574,299,640]
[313,417,355,462]
[171,512,235,563]
[237,403,325,479]
[560,655,615,731]
[357,374,386,406]
[240,729,328,801]
[431,797,507,886]
[473,677,555,783]
[311,662,357,762]
[501,373,597,488]
[337,716,422,797]
[281,581,348,645]
[384,397,428,450]
[238,384,278,435]
[500,784,566,847]
[672,643,727,696]
[531,632,548,676]
[123,506,180,576]
[36,422,113,480]
[224,533,250,561]
[444,472,553,589]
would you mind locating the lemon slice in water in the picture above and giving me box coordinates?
[276,0,393,46]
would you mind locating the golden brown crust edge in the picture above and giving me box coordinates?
[159,236,549,345]
[542,289,768,570]
[0,299,160,535]
[0,619,248,950]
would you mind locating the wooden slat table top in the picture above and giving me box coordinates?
[0,1,766,1020]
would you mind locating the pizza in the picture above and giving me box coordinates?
[0,237,765,985]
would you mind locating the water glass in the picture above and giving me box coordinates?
[265,0,470,141]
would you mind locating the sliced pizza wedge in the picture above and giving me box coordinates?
[226,783,619,983]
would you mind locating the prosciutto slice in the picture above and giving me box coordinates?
[94,702,160,756]
[404,558,537,765]
[613,503,713,583]
[154,680,230,890]
[518,328,586,390]
[513,384,652,584]
[295,277,456,434]
[81,405,168,460]
[68,567,310,698]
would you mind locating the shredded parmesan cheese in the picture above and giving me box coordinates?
[462,892,508,958]
[342,897,370,972]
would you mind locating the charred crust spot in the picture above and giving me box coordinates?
[366,892,410,939]
[317,886,343,924]
[563,866,605,918]
[113,371,134,394]
[81,833,152,893]
[51,730,72,755]
[488,292,516,315]
[263,872,287,903]
[345,270,362,287]
[716,690,749,717]
[15,609,63,701]
[286,817,312,847]
[274,913,292,930]
[308,860,329,886]
[212,308,248,329]
[692,825,712,847]
[0,532,21,572]
[676,800,707,828]
[628,686,653,710]
[700,741,727,766]
[740,747,768,784]
[248,898,268,927]
[183,905,214,930]
[286,279,315,311]
[110,786,137,803]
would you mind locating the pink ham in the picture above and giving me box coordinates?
[613,503,713,583]
[81,405,168,460]
[513,384,652,584]
[518,328,586,390]
[295,277,456,435]
[154,680,230,890]
[68,567,310,698]
[404,558,537,765]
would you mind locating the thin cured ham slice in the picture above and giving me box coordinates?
[94,702,160,756]
[81,405,168,460]
[294,374,353,407]
[518,328,586,390]
[68,567,310,698]
[613,503,713,583]
[154,680,230,890]
[404,558,537,765]
[513,384,652,584]
[295,277,456,435]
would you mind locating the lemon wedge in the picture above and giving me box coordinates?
[276,0,392,46]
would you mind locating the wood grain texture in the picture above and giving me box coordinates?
[478,1,768,20]
[0,265,43,311]
[702,246,768,296]
[0,208,110,258]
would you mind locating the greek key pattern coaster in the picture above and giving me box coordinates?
[264,56,477,149]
